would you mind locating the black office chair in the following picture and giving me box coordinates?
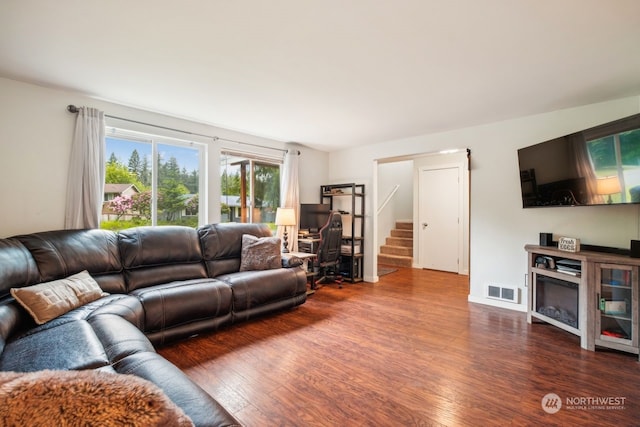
[315,211,343,288]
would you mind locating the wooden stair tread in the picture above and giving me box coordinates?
[378,253,412,267]
[380,245,413,256]
[379,220,413,268]
[386,237,413,247]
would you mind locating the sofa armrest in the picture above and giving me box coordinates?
[281,255,303,268]
[0,302,35,356]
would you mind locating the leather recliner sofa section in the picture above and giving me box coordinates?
[0,222,308,427]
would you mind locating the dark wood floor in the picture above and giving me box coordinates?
[158,268,640,426]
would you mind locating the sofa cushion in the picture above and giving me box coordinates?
[0,320,110,372]
[11,271,107,325]
[239,234,281,271]
[8,294,144,335]
[129,278,233,344]
[0,238,40,300]
[84,294,146,331]
[198,222,273,277]
[15,229,125,294]
[87,314,155,363]
[118,226,207,292]
[0,294,144,360]
[217,267,307,316]
[0,369,194,427]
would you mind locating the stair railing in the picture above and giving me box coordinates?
[377,184,400,215]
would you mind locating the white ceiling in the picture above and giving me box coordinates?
[1,1,639,151]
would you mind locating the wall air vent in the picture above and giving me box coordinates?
[486,284,519,303]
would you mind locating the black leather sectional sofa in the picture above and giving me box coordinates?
[0,222,308,426]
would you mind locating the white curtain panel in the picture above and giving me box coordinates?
[64,107,106,229]
[279,148,300,252]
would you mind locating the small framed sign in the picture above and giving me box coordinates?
[558,237,580,253]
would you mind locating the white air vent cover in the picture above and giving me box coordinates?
[486,284,519,303]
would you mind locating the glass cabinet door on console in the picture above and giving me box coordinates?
[595,263,639,354]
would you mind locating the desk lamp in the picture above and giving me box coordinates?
[275,207,296,253]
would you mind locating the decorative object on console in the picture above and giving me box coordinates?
[535,256,555,269]
[275,207,296,253]
[239,234,282,271]
[596,176,621,204]
[558,237,580,253]
[601,300,626,315]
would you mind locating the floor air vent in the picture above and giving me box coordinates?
[486,284,519,303]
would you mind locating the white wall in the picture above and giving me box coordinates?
[329,95,640,310]
[377,160,413,249]
[297,146,329,204]
[0,77,329,238]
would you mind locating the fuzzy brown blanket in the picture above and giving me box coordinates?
[0,369,194,427]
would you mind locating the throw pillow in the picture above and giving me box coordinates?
[239,234,281,271]
[0,369,194,427]
[11,270,108,325]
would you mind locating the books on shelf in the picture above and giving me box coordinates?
[556,258,581,268]
[555,258,581,276]
[556,266,580,276]
[607,269,631,286]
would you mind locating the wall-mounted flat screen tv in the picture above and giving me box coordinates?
[518,113,640,208]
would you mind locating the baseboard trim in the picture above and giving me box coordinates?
[467,294,527,313]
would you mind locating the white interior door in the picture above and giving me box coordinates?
[418,166,460,272]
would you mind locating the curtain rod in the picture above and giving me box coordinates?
[66,104,291,154]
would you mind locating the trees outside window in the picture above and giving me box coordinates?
[102,129,204,230]
[220,152,281,228]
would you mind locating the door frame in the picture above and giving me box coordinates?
[415,162,464,273]
[372,149,469,281]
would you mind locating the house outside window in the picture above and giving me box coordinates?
[220,151,281,229]
[102,127,205,230]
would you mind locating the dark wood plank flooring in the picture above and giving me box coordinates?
[158,268,640,426]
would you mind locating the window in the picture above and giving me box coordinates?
[220,151,281,229]
[103,128,205,230]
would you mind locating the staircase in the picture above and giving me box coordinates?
[378,220,413,268]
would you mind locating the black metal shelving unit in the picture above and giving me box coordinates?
[320,183,365,282]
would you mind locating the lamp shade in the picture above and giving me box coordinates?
[275,208,296,226]
[596,176,621,195]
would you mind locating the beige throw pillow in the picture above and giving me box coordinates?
[11,270,107,324]
[239,234,282,271]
